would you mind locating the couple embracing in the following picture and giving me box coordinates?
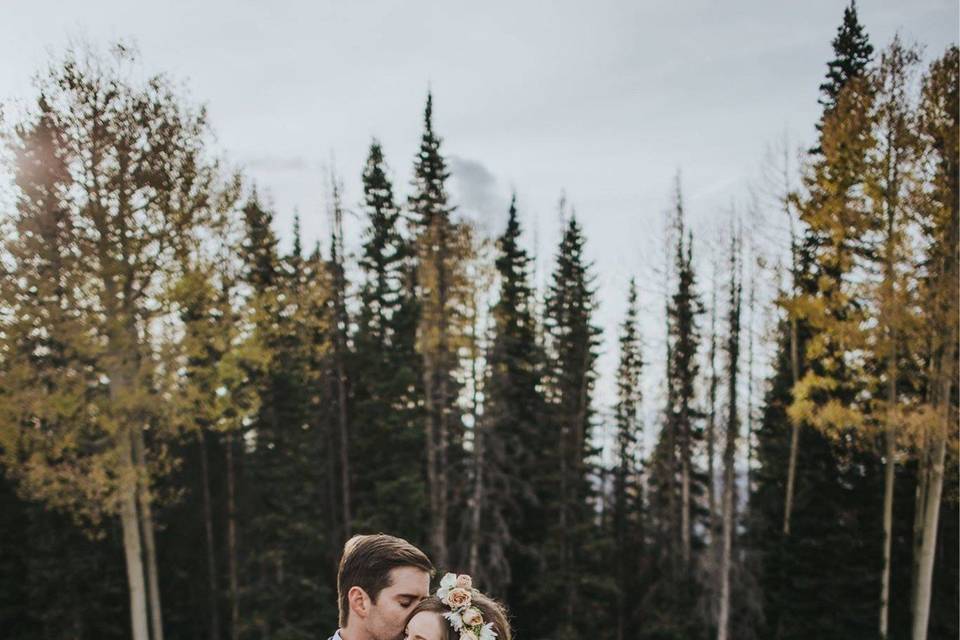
[331,534,511,640]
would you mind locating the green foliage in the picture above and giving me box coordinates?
[352,140,428,543]
[485,197,549,620]
[534,214,606,640]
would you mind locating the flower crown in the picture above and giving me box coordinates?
[436,573,497,640]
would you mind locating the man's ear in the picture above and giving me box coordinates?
[347,586,370,620]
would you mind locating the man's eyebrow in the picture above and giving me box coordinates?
[395,592,423,599]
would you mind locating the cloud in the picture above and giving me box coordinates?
[243,155,310,172]
[448,155,510,233]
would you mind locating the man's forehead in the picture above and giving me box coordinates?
[384,566,431,594]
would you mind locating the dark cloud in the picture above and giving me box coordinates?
[448,155,510,233]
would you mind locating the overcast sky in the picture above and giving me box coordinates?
[2,0,957,421]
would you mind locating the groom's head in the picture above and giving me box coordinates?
[337,533,433,640]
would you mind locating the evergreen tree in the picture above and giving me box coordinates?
[481,197,548,619]
[819,1,874,116]
[351,140,428,544]
[408,93,470,569]
[611,279,645,640]
[669,220,705,576]
[537,214,604,639]
[717,231,742,640]
[645,194,708,639]
[238,195,334,639]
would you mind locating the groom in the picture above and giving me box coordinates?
[330,534,434,640]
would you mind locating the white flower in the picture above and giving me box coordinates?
[460,632,476,640]
[479,623,498,640]
[440,573,458,589]
[443,610,464,632]
[438,572,458,600]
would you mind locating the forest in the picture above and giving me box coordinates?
[0,3,957,640]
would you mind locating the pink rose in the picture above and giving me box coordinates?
[461,607,483,626]
[456,574,473,590]
[445,587,472,609]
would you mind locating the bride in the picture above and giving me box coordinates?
[403,573,511,640]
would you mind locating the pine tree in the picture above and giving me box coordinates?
[669,214,705,575]
[539,214,604,639]
[481,197,548,620]
[238,195,334,638]
[351,140,428,543]
[819,1,874,116]
[717,230,742,640]
[409,93,470,569]
[611,279,645,640]
[327,177,353,537]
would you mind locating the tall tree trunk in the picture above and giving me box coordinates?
[435,228,451,569]
[335,353,351,536]
[783,315,801,536]
[680,443,691,570]
[468,414,485,577]
[467,295,484,577]
[911,418,947,640]
[226,432,240,640]
[707,282,718,538]
[133,423,164,640]
[423,354,445,567]
[331,197,352,537]
[437,365,450,567]
[880,371,896,639]
[199,430,221,640]
[718,237,741,640]
[783,185,801,537]
[746,268,755,506]
[910,420,930,622]
[706,277,720,625]
[717,437,736,640]
[119,427,150,640]
[560,413,573,634]
[911,339,955,640]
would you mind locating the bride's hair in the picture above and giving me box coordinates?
[407,592,512,640]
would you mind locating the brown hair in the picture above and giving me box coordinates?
[337,533,434,627]
[407,593,512,640]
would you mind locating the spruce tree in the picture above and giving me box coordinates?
[483,197,548,620]
[351,140,428,544]
[539,214,604,639]
[408,93,469,569]
[669,223,705,575]
[717,231,742,640]
[611,278,645,640]
[644,194,707,639]
[238,195,334,637]
[819,1,874,115]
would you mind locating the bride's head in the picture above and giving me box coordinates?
[403,584,511,640]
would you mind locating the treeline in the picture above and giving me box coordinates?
[0,5,956,640]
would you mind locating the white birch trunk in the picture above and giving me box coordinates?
[134,423,164,640]
[119,429,151,640]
